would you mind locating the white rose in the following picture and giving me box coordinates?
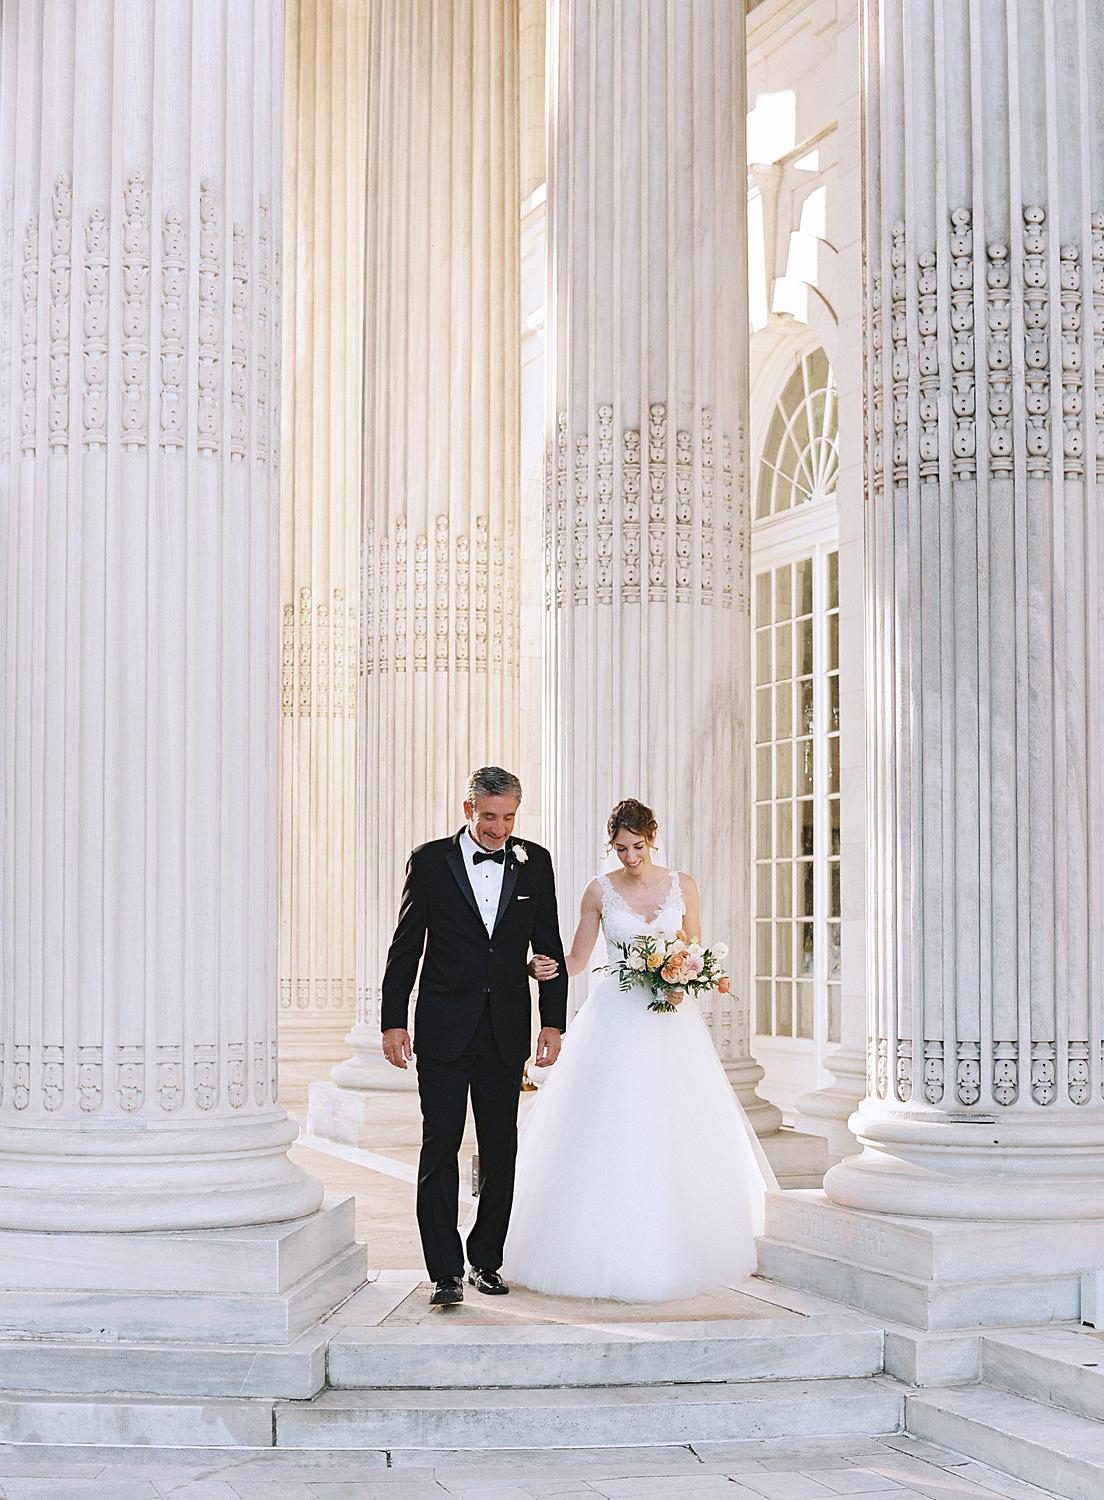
[712,942,728,961]
[512,842,529,863]
[627,950,646,971]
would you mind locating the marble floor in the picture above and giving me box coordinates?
[0,1434,1064,1498]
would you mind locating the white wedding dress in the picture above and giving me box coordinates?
[501,870,775,1302]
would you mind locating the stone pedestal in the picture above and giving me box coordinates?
[760,1192,1102,1332]
[0,0,361,1339]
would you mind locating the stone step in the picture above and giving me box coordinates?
[981,1327,1104,1423]
[276,1376,904,1449]
[906,1384,1104,1500]
[0,1392,276,1448]
[327,1313,883,1390]
[756,1236,1081,1332]
[0,1327,329,1400]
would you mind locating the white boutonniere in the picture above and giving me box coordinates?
[512,842,529,864]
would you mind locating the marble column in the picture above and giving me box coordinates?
[0,0,328,1236]
[826,0,1104,1219]
[278,0,367,1065]
[544,0,780,1132]
[308,0,521,1135]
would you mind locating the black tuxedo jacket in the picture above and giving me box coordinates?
[379,831,569,1064]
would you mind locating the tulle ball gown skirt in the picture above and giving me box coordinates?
[501,975,766,1303]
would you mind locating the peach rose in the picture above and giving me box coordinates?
[717,975,731,994]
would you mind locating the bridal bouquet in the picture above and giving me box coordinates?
[604,932,731,1014]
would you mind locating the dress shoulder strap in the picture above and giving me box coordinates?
[670,868,685,912]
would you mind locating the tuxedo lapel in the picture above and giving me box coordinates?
[444,832,484,929]
[492,846,522,935]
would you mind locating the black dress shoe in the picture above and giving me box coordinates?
[468,1266,510,1295]
[429,1276,464,1306]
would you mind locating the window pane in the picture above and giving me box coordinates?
[828,673,840,731]
[775,921,794,976]
[828,735,840,793]
[796,556,813,615]
[756,685,772,742]
[830,862,841,918]
[756,574,773,625]
[798,618,813,674]
[798,921,814,975]
[796,979,814,1039]
[799,860,815,917]
[776,980,794,1037]
[757,979,773,1034]
[797,737,814,794]
[775,565,792,619]
[756,921,772,974]
[775,682,793,738]
[827,549,839,607]
[776,861,792,916]
[799,798,814,856]
[756,862,772,915]
[827,920,842,978]
[775,742,793,798]
[755,746,771,798]
[827,982,841,1044]
[829,795,841,855]
[756,802,772,847]
[756,628,771,682]
[828,612,839,670]
[777,801,793,850]
[775,622,793,680]
[798,677,814,734]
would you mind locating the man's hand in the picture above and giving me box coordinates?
[382,1028,413,1070]
[534,1026,562,1068]
[528,953,560,981]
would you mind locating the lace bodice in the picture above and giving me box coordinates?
[598,870,685,960]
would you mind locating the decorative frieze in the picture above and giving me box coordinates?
[985,240,1013,474]
[160,210,186,448]
[949,208,975,476]
[20,213,39,452]
[279,586,358,719]
[546,403,739,609]
[48,176,72,449]
[231,222,248,460]
[81,208,107,446]
[121,171,149,448]
[197,180,220,453]
[0,187,12,460]
[360,518,518,674]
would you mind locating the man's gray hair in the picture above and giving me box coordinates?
[466,766,523,805]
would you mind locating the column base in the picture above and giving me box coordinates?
[757,1190,1104,1330]
[306,1079,425,1149]
[723,1057,784,1137]
[824,1102,1104,1219]
[0,1113,324,1232]
[757,1126,830,1189]
[329,1024,418,1093]
[278,1011,358,1066]
[794,1047,866,1162]
[0,1195,365,1344]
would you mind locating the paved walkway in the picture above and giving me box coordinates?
[0,1435,1063,1499]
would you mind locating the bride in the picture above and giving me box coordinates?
[501,798,775,1303]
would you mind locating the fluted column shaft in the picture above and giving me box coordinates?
[0,0,323,1229]
[320,0,521,1096]
[826,0,1104,1218]
[545,0,778,1129]
[278,0,367,1063]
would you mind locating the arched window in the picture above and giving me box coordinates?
[750,346,841,1115]
[755,346,839,519]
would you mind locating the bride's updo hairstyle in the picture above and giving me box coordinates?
[606,798,659,848]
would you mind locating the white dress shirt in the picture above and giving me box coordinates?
[460,829,506,937]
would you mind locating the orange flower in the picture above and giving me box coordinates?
[717,975,731,994]
[646,950,666,971]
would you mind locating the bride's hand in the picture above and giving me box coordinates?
[528,954,559,981]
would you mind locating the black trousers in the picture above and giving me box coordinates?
[414,1005,524,1282]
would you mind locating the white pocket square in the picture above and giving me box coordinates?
[517,895,532,901]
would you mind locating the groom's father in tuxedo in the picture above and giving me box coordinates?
[381,767,568,1306]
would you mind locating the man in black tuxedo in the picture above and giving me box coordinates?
[381,766,568,1306]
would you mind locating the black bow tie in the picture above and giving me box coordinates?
[473,848,506,865]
